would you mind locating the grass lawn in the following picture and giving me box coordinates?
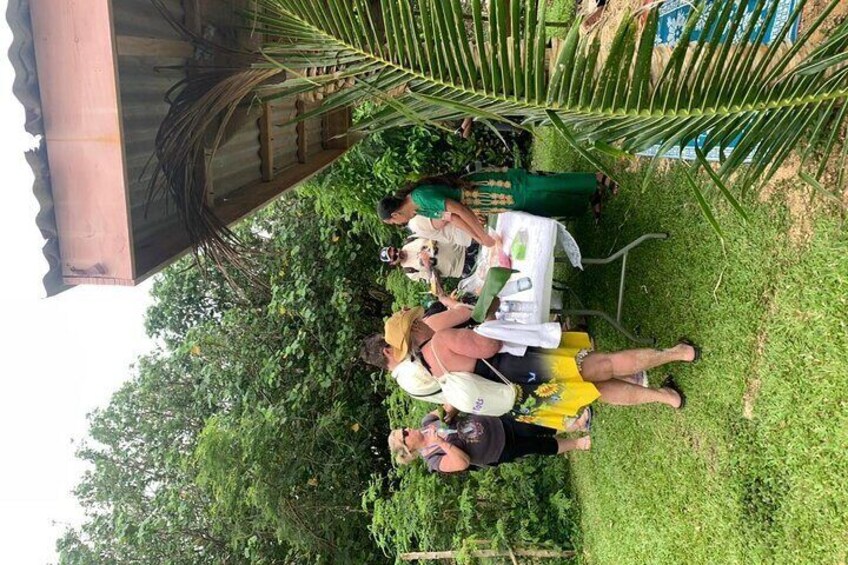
[533,129,848,564]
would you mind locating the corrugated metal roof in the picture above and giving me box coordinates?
[7,0,67,296]
[9,0,350,294]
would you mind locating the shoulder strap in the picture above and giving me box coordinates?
[431,339,511,388]
[479,358,513,387]
[429,340,450,376]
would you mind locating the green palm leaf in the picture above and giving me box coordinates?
[153,0,848,249]
[265,0,844,173]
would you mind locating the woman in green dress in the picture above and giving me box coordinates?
[377,168,611,246]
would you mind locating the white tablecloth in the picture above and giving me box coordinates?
[460,212,582,324]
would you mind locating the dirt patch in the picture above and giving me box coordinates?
[758,155,801,203]
[785,188,816,246]
[799,0,848,45]
[686,428,722,475]
[757,155,817,247]
[577,0,846,243]
[742,378,762,420]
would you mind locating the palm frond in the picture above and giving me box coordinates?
[153,0,848,254]
[252,1,846,188]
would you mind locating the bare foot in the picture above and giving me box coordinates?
[673,343,697,362]
[557,435,592,454]
[575,436,592,451]
[660,386,684,409]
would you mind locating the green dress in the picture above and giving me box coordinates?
[410,168,596,219]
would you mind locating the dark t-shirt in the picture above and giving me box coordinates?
[420,413,505,472]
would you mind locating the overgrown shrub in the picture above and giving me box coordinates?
[58,195,394,564]
[298,103,530,243]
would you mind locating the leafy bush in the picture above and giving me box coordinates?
[364,385,580,560]
[58,195,395,564]
[298,104,529,243]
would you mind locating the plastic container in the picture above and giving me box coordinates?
[499,300,537,313]
[499,277,533,297]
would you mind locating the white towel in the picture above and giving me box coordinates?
[474,320,562,356]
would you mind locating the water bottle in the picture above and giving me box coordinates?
[436,426,457,440]
[500,277,533,297]
[499,300,537,313]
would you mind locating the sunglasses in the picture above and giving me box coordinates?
[401,428,410,447]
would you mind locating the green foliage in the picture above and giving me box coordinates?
[383,269,428,310]
[59,195,394,564]
[144,258,244,349]
[298,103,528,242]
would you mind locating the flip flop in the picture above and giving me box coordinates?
[591,174,620,221]
[582,406,593,432]
[661,375,686,409]
[566,406,593,433]
[677,337,702,362]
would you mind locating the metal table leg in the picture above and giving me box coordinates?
[553,233,668,344]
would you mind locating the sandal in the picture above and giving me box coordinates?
[566,406,593,433]
[581,406,593,432]
[591,173,620,221]
[661,375,686,409]
[677,337,702,362]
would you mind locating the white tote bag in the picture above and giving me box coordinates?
[436,371,517,416]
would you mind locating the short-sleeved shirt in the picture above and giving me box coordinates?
[407,215,473,248]
[420,413,505,472]
[399,237,466,281]
[410,185,462,219]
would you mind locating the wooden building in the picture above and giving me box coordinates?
[9,0,354,295]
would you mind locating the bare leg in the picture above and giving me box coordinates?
[580,343,696,382]
[595,380,682,408]
[557,436,591,454]
[615,371,647,387]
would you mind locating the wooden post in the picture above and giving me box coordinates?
[259,101,274,181]
[295,99,307,163]
[115,36,194,58]
[400,548,577,561]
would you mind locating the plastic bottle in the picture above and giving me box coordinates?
[499,300,537,313]
[500,277,533,297]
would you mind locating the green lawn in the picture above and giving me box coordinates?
[533,129,848,564]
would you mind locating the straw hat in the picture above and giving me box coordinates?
[384,306,424,361]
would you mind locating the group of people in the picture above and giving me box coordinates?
[366,167,700,474]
